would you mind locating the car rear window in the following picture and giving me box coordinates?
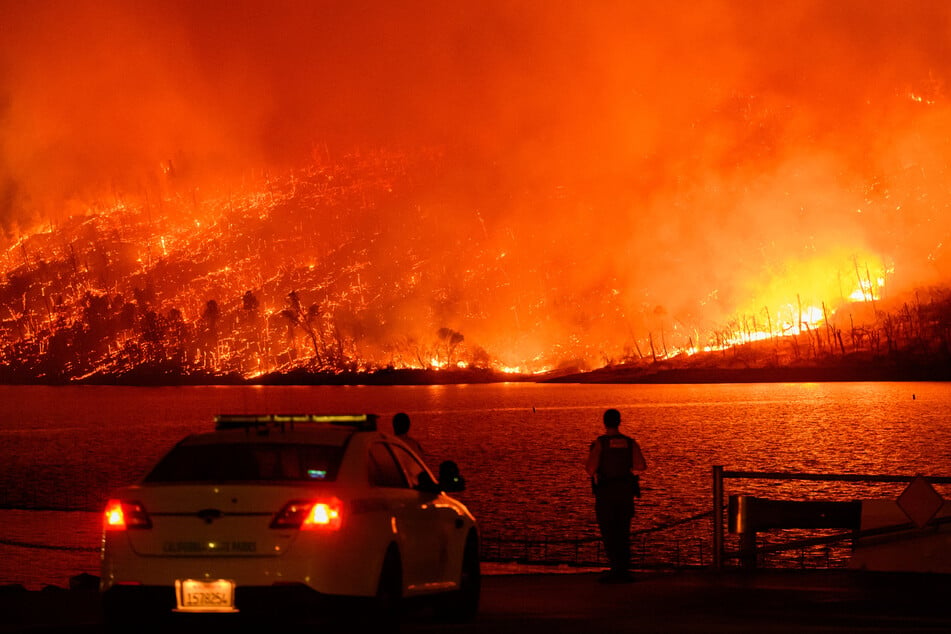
[144,443,344,483]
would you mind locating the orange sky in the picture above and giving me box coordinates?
[2,1,951,366]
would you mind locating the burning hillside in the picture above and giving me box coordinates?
[0,146,948,385]
[0,149,491,381]
[3,2,951,383]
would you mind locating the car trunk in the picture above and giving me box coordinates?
[121,484,324,557]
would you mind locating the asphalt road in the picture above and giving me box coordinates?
[4,569,951,633]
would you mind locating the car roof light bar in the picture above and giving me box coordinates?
[214,414,378,432]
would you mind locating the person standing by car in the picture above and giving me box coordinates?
[392,411,424,456]
[585,408,647,583]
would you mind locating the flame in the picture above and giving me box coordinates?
[0,149,936,381]
[3,3,951,380]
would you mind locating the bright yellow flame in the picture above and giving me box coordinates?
[849,277,884,302]
[724,250,890,349]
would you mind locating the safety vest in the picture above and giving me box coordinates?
[596,433,634,481]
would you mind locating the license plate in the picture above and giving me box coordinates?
[174,579,238,613]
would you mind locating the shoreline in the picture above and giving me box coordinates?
[2,357,949,387]
[545,362,951,385]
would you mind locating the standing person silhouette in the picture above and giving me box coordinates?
[585,408,647,583]
[392,412,424,456]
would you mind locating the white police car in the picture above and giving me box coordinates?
[100,414,479,625]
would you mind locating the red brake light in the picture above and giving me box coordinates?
[271,499,342,530]
[104,499,152,530]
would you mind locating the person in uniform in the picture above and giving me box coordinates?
[392,412,424,456]
[585,408,647,583]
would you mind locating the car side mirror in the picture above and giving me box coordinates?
[438,460,466,493]
[414,471,442,495]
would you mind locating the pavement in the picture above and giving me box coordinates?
[3,568,951,633]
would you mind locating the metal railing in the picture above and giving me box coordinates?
[711,466,951,569]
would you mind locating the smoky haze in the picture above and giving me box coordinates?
[2,0,951,367]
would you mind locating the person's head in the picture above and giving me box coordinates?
[392,412,411,436]
[603,408,621,429]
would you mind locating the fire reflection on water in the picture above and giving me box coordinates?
[2,382,950,588]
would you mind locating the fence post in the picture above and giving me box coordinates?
[713,465,723,570]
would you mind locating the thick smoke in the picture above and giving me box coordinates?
[2,1,951,367]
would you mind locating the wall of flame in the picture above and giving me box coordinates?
[1,1,950,375]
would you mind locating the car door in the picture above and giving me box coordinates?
[367,442,440,592]
[387,443,458,588]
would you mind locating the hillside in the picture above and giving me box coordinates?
[2,148,951,386]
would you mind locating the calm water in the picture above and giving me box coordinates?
[2,381,950,588]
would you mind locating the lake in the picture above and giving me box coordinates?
[2,381,950,589]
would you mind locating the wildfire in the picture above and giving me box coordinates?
[0,147,943,384]
[5,1,951,382]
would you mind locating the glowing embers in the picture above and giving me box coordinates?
[0,145,912,378]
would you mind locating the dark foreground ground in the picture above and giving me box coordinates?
[4,568,951,633]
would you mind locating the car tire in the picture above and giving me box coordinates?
[435,532,481,623]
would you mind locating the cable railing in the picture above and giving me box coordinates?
[7,468,949,574]
[480,509,715,570]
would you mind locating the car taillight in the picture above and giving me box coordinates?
[103,499,152,530]
[271,499,342,530]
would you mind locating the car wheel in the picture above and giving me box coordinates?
[435,532,481,622]
[372,545,403,626]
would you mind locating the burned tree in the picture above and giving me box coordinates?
[281,290,323,366]
[437,327,464,366]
